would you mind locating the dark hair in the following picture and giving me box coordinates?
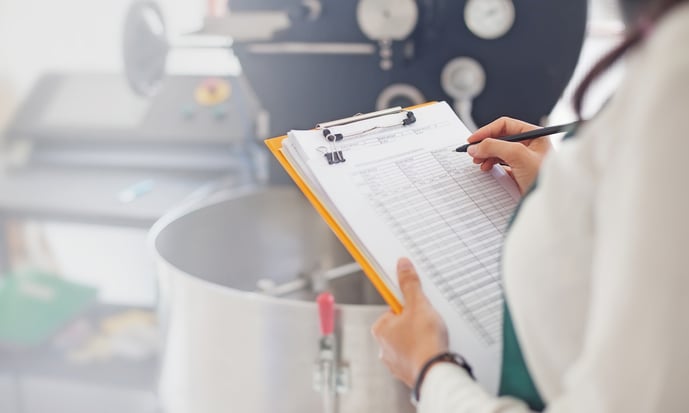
[573,0,688,117]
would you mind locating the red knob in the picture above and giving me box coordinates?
[317,292,335,336]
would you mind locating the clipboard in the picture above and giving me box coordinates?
[265,102,436,313]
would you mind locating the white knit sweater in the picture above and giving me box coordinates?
[419,4,689,412]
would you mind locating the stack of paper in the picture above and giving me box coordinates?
[267,102,520,392]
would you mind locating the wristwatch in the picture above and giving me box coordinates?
[411,352,475,405]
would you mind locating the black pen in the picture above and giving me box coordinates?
[455,121,581,152]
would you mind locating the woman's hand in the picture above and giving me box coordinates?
[371,258,449,388]
[467,117,553,194]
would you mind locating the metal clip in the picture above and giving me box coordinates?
[317,108,416,165]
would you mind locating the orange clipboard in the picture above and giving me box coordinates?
[264,102,436,314]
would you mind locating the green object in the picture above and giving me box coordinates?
[498,174,547,410]
[499,302,545,411]
[0,270,97,347]
[498,127,580,409]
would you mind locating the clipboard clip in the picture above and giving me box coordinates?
[317,107,417,165]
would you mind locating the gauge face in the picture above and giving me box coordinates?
[464,0,515,40]
[357,0,419,41]
[441,57,486,99]
[376,83,426,110]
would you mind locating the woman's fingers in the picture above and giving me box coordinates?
[467,116,539,144]
[468,138,529,168]
[371,258,450,387]
[480,159,499,171]
[371,310,395,339]
[467,138,546,193]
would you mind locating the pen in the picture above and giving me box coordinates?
[455,121,581,152]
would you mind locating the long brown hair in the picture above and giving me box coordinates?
[573,0,689,117]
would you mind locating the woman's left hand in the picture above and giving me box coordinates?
[371,258,449,387]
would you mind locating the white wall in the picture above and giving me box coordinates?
[0,0,133,128]
[0,0,209,129]
[0,0,154,305]
[0,0,214,307]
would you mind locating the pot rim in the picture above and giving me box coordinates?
[149,185,389,311]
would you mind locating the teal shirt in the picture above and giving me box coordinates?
[499,302,545,411]
[498,180,545,411]
[498,131,579,411]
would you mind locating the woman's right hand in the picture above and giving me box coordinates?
[466,117,552,194]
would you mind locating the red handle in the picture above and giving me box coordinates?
[317,292,335,336]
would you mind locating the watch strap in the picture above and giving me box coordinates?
[412,352,475,405]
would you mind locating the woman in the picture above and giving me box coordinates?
[371,0,689,411]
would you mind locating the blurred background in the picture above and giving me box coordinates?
[0,0,624,412]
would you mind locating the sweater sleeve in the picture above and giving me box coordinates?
[419,7,689,412]
[419,364,532,412]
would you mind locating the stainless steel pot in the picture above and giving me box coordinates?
[150,187,413,413]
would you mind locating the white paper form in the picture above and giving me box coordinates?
[285,102,519,393]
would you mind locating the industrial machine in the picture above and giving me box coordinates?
[0,70,266,412]
[0,72,261,270]
[125,0,587,136]
[228,0,587,134]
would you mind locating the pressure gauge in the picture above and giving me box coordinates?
[356,0,419,41]
[464,0,515,40]
[441,57,486,100]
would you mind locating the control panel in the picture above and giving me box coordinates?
[5,73,259,146]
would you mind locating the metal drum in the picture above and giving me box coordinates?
[150,187,413,413]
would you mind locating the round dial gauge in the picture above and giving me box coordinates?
[464,0,515,40]
[441,57,486,100]
[357,0,419,41]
